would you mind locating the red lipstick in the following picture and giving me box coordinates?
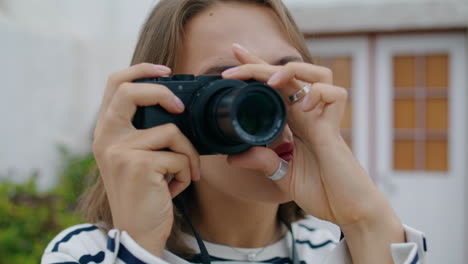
[273,142,294,162]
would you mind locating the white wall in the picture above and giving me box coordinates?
[287,0,468,33]
[0,0,158,190]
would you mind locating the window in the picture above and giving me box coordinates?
[392,54,449,171]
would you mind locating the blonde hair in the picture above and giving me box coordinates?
[80,0,312,258]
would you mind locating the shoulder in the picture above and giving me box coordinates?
[43,223,107,258]
[291,216,341,260]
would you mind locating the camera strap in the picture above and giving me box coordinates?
[173,197,300,264]
[173,197,211,264]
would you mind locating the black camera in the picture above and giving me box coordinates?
[132,74,286,155]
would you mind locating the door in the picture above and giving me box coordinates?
[376,33,467,263]
[308,33,467,263]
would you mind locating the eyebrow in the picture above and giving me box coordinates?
[201,55,303,75]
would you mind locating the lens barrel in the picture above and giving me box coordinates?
[207,84,284,145]
[189,79,286,154]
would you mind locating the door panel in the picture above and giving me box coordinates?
[308,34,466,263]
[376,33,466,263]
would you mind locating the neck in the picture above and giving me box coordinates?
[189,183,283,248]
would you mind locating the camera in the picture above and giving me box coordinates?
[132,74,286,155]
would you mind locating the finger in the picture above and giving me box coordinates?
[222,63,278,81]
[222,63,303,98]
[232,43,268,65]
[99,63,172,118]
[301,83,348,112]
[267,62,333,88]
[122,123,201,181]
[103,82,184,130]
[149,151,192,198]
[107,63,171,89]
[227,147,285,177]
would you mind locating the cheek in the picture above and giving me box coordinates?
[199,155,291,203]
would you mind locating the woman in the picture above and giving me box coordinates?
[42,0,427,263]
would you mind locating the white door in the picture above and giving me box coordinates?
[375,33,467,263]
[308,33,467,263]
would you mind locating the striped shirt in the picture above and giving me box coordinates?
[41,216,427,264]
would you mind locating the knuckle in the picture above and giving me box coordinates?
[107,72,120,85]
[282,62,293,73]
[92,140,104,158]
[285,61,299,69]
[148,173,166,187]
[118,82,134,98]
[337,87,348,100]
[98,145,131,177]
[285,61,302,72]
[105,145,130,169]
[321,67,333,80]
[179,154,190,167]
[102,107,118,124]
[133,156,153,172]
[165,123,180,135]
[92,129,110,159]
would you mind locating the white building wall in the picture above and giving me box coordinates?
[0,0,158,189]
[287,0,468,33]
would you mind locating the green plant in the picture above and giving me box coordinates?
[0,147,96,264]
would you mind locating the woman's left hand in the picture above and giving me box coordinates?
[222,44,377,226]
[222,44,404,264]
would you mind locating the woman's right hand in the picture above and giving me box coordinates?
[92,63,201,257]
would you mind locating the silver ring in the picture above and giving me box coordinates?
[288,84,310,104]
[266,159,289,181]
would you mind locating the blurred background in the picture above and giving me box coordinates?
[0,0,467,263]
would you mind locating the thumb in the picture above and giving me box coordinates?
[227,146,281,176]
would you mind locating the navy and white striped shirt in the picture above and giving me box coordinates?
[41,216,427,264]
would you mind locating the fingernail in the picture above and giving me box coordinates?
[197,169,202,180]
[154,64,171,73]
[222,67,238,76]
[267,71,282,86]
[233,43,249,54]
[174,96,185,111]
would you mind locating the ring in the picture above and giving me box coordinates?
[288,84,310,104]
[266,158,289,181]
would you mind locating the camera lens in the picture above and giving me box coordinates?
[206,81,286,146]
[236,92,275,135]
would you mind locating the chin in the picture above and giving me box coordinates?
[199,155,292,203]
[239,173,292,203]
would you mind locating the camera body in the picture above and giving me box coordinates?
[132,74,286,155]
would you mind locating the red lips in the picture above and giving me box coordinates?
[273,142,294,162]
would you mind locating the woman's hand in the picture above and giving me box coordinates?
[222,45,369,224]
[223,44,404,263]
[93,63,200,257]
